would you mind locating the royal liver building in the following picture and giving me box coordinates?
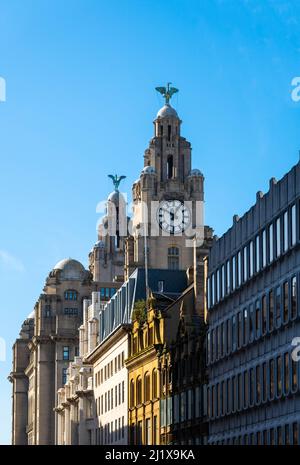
[9,86,300,446]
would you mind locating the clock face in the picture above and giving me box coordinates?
[157,200,191,235]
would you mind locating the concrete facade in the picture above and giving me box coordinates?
[206,162,300,445]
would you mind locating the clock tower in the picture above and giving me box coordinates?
[125,85,205,278]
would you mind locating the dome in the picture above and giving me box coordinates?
[53,258,87,281]
[94,240,105,249]
[27,310,35,320]
[189,169,203,177]
[156,104,178,119]
[107,190,125,205]
[141,166,156,175]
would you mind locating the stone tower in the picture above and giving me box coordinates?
[125,88,205,278]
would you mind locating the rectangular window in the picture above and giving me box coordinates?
[226,260,230,294]
[232,315,236,352]
[226,378,231,413]
[255,300,260,338]
[256,365,261,404]
[227,319,231,354]
[262,295,267,335]
[63,346,70,360]
[221,264,225,299]
[285,425,290,446]
[255,234,260,272]
[216,269,220,302]
[269,223,274,263]
[270,359,275,399]
[276,217,281,257]
[262,362,267,402]
[249,368,254,405]
[237,312,242,349]
[207,332,211,364]
[277,355,282,397]
[249,304,254,342]
[262,229,267,267]
[293,423,299,445]
[284,352,289,394]
[238,373,242,411]
[153,416,157,445]
[277,426,282,446]
[243,308,248,345]
[269,290,274,331]
[62,368,67,385]
[249,241,254,277]
[292,276,297,319]
[283,211,288,252]
[122,381,125,403]
[207,277,211,309]
[292,359,297,391]
[217,325,221,359]
[275,286,281,327]
[270,428,275,445]
[237,251,242,287]
[292,204,297,246]
[283,281,289,323]
[220,322,224,357]
[232,256,236,291]
[211,273,215,306]
[243,371,248,408]
[145,418,151,445]
[243,246,248,282]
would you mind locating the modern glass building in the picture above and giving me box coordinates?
[205,161,300,445]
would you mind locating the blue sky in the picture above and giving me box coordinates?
[1,0,300,444]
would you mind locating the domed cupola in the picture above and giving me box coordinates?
[53,258,88,281]
[156,104,178,119]
[141,166,156,175]
[189,169,203,177]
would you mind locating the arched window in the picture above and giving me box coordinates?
[167,155,173,179]
[152,369,158,398]
[136,376,142,405]
[144,372,150,402]
[64,290,78,301]
[168,247,179,270]
[130,379,135,408]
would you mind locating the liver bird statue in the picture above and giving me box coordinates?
[155,82,178,104]
[108,174,126,191]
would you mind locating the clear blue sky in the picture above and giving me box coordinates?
[1,0,300,444]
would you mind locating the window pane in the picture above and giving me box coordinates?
[232,256,236,290]
[269,223,274,263]
[243,246,248,282]
[249,241,254,277]
[292,204,296,246]
[291,276,297,319]
[283,281,289,323]
[262,229,267,267]
[237,251,242,287]
[226,260,230,294]
[276,217,281,257]
[255,235,260,272]
[277,355,282,396]
[269,290,274,331]
[283,211,288,252]
[262,295,267,335]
